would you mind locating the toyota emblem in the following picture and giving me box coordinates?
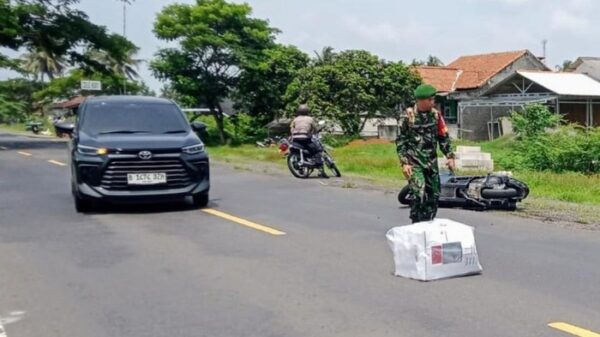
[138,150,152,160]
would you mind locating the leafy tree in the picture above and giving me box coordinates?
[235,44,309,125]
[33,69,149,103]
[285,50,421,136]
[0,78,43,115]
[313,46,336,66]
[86,45,142,80]
[20,48,66,81]
[556,59,573,71]
[0,94,27,123]
[411,55,444,67]
[1,0,138,75]
[380,61,422,118]
[511,103,562,138]
[151,0,278,144]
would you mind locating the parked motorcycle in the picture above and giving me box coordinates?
[53,120,75,138]
[278,131,341,179]
[398,171,529,210]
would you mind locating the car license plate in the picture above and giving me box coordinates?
[127,172,167,185]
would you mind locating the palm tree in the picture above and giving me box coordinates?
[313,46,336,65]
[87,46,142,80]
[20,49,65,82]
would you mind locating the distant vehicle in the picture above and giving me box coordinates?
[278,122,341,178]
[63,96,210,212]
[398,172,529,211]
[25,121,43,134]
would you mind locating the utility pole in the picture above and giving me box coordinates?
[542,39,547,65]
[122,0,127,95]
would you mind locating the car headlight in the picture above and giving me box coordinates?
[182,143,205,154]
[77,145,108,155]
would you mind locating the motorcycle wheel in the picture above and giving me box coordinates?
[398,185,412,205]
[323,153,341,177]
[287,153,311,179]
[481,188,519,199]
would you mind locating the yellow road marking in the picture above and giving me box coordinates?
[549,322,600,337]
[17,151,32,157]
[202,208,286,236]
[48,160,67,166]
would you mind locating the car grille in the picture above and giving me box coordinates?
[100,158,192,190]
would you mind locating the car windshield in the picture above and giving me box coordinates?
[81,101,190,135]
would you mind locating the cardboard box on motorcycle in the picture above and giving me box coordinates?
[386,219,483,281]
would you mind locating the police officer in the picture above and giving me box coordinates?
[396,84,456,223]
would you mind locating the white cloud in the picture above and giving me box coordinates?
[551,9,590,32]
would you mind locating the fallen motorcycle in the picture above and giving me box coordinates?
[398,171,529,210]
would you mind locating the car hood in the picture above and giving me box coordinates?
[79,131,202,150]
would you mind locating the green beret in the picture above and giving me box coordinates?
[414,84,437,99]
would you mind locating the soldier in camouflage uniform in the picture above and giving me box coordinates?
[396,84,456,223]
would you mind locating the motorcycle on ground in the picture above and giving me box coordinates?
[398,171,529,211]
[278,123,341,178]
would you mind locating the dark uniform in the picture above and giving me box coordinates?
[396,84,455,223]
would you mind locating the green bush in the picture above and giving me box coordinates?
[510,104,562,138]
[186,113,267,146]
[516,125,600,173]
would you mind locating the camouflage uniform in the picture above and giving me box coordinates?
[396,107,454,223]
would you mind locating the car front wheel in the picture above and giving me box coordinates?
[193,193,209,208]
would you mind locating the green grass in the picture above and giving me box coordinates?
[0,122,28,133]
[208,137,600,206]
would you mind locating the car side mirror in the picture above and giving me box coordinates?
[191,121,207,133]
[190,122,206,140]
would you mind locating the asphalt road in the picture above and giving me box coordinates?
[0,132,599,337]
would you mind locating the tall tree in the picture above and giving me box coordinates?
[1,0,138,75]
[151,0,278,144]
[86,45,142,80]
[235,44,309,124]
[285,50,422,136]
[411,55,444,67]
[20,48,65,81]
[313,46,336,66]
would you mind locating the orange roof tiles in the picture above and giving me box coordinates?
[447,50,528,89]
[415,66,462,93]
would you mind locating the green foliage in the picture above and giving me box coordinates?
[33,69,149,103]
[284,49,421,136]
[235,44,309,125]
[151,0,278,144]
[1,0,138,75]
[187,113,266,146]
[0,78,43,114]
[0,94,26,123]
[511,104,561,138]
[516,125,600,173]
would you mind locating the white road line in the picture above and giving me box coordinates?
[48,159,67,166]
[0,146,7,150]
[0,322,5,337]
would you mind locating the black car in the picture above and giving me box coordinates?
[65,96,210,212]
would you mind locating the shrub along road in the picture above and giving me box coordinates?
[0,132,599,337]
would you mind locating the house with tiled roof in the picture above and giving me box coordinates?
[416,50,553,140]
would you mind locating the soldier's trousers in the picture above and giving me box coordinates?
[408,164,440,223]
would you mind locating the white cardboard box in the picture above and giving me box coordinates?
[386,219,483,281]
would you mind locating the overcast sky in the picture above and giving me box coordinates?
[2,0,599,93]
